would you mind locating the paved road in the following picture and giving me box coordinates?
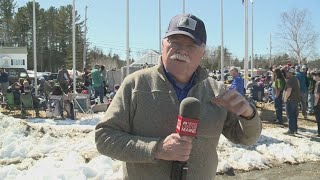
[215,161,320,180]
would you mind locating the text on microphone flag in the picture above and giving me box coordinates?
[176,115,199,137]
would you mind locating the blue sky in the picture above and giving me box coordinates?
[16,0,320,61]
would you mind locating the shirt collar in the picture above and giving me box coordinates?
[163,66,196,90]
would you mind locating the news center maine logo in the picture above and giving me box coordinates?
[176,116,198,135]
[182,121,197,133]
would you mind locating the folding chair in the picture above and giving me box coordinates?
[3,92,16,111]
[73,93,93,119]
[0,90,22,117]
[250,85,265,109]
[47,95,64,119]
[20,92,39,118]
[0,93,4,108]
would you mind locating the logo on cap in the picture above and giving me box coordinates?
[177,17,197,31]
[164,14,207,45]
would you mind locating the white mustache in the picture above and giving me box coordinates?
[170,54,190,63]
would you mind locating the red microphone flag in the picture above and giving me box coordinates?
[176,115,199,137]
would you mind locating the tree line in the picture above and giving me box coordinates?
[0,0,126,72]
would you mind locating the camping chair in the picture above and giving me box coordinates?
[73,93,93,119]
[47,95,64,119]
[20,92,39,118]
[248,85,265,109]
[0,89,24,117]
[3,92,16,111]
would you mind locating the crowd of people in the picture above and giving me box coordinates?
[227,63,320,137]
[229,63,320,136]
[270,64,320,136]
[0,63,119,119]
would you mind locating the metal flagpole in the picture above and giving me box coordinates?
[71,0,78,120]
[159,0,161,54]
[182,0,185,13]
[269,33,272,67]
[72,0,76,94]
[126,0,130,77]
[220,0,224,82]
[83,5,87,69]
[244,0,248,87]
[33,0,38,96]
[251,0,254,78]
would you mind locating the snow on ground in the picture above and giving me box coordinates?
[0,112,319,179]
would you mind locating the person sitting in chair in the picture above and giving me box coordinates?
[18,80,41,117]
[12,82,22,105]
[23,80,32,93]
[50,85,66,119]
[50,85,74,119]
[109,84,120,100]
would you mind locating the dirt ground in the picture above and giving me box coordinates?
[257,102,318,129]
[215,161,320,180]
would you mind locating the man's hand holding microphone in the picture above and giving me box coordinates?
[155,97,200,180]
[155,133,193,162]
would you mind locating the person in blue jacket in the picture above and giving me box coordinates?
[229,66,244,96]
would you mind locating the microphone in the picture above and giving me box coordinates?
[171,97,200,180]
[176,97,201,137]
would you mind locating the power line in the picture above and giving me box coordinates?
[89,42,153,53]
[89,41,154,50]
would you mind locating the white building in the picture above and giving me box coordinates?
[130,50,159,67]
[0,47,28,70]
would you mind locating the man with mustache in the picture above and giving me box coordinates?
[95,14,261,180]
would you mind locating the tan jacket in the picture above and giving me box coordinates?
[95,59,262,180]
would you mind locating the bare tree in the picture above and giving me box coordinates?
[278,8,319,64]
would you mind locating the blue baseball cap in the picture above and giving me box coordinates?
[164,14,207,45]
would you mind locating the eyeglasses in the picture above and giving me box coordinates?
[167,38,201,52]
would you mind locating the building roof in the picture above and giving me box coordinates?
[130,50,160,67]
[0,47,28,54]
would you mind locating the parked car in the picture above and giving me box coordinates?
[3,68,29,85]
[48,73,58,80]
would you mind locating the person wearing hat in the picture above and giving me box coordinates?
[312,70,320,136]
[95,14,261,179]
[283,68,300,135]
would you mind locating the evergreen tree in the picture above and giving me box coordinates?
[0,0,16,46]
